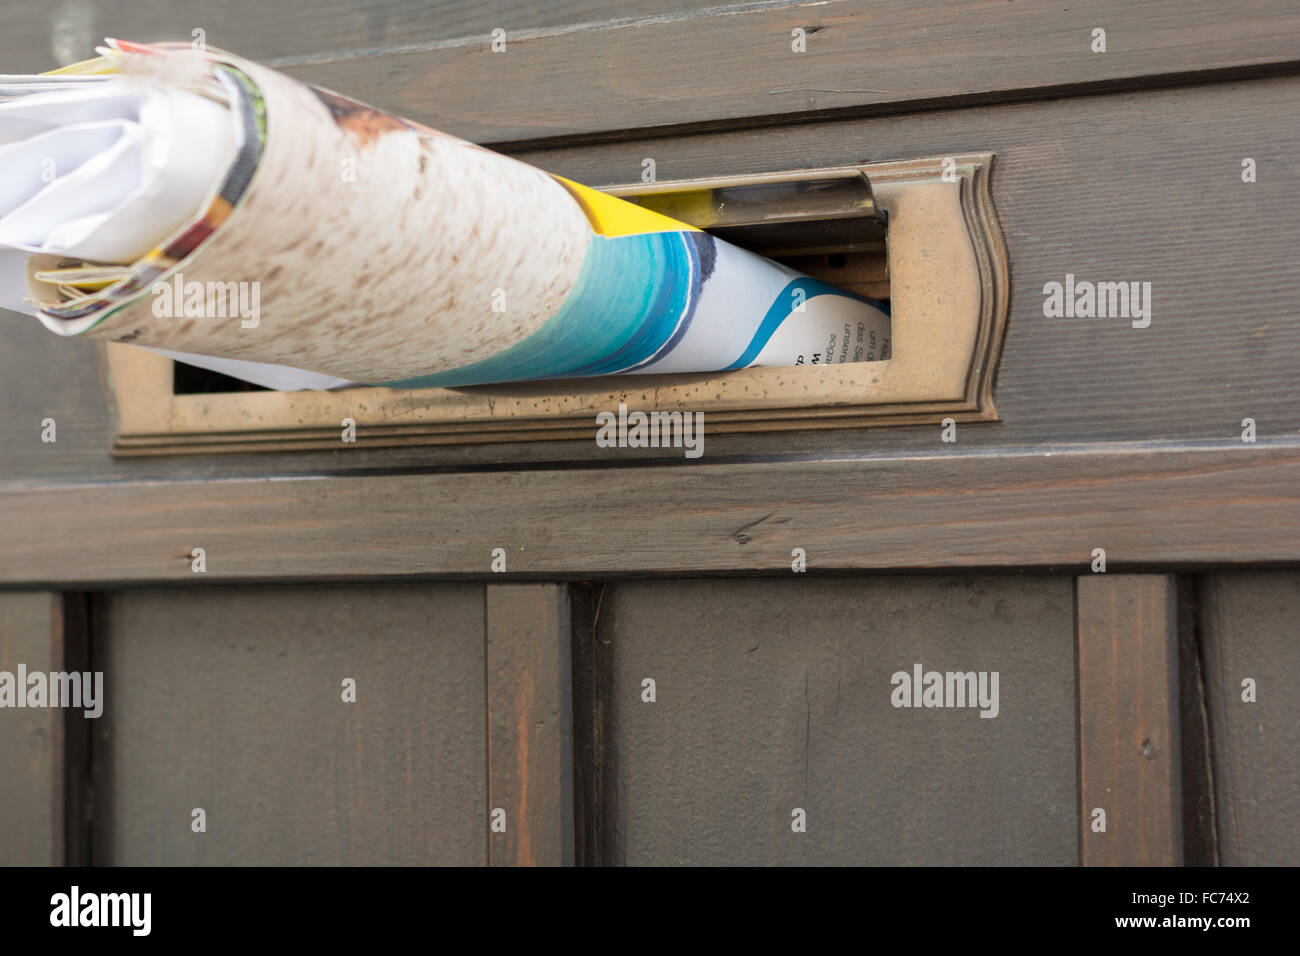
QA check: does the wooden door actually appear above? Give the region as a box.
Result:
[1,0,1298,867]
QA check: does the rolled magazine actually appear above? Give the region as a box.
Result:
[0,40,890,390]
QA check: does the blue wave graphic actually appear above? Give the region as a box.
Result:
[379,230,703,388]
[722,278,890,371]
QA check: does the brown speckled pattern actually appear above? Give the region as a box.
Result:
[85,57,593,383]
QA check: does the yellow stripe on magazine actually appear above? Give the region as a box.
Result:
[551,176,701,238]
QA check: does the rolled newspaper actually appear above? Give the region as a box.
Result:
[0,40,890,390]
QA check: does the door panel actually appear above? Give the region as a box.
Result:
[0,592,64,865]
[91,584,486,865]
[1198,572,1300,865]
[594,576,1077,865]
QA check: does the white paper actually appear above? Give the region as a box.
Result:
[150,348,359,392]
[0,83,236,264]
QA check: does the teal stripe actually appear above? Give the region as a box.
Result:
[722,278,889,371]
[379,230,699,388]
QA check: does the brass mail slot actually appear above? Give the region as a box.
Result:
[105,152,1008,455]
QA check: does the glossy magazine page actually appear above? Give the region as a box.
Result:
[0,40,889,390]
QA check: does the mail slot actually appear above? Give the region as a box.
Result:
[105,153,1008,455]
[617,169,891,343]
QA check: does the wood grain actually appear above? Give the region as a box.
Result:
[3,77,1300,483]
[596,577,1077,865]
[0,592,64,865]
[1176,576,1217,866]
[486,584,574,866]
[6,0,1296,143]
[522,77,1300,453]
[274,0,1300,144]
[15,0,1294,140]
[1197,571,1300,865]
[90,584,488,864]
[569,583,605,866]
[0,0,710,74]
[1077,574,1180,866]
[2,443,1298,583]
[60,594,91,866]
